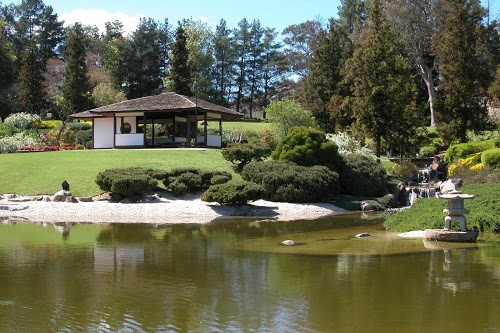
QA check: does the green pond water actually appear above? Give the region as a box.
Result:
[0,213,499,333]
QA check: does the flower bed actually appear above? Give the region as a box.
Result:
[17,145,75,152]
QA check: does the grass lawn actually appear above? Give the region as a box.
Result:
[0,149,236,197]
[207,120,271,133]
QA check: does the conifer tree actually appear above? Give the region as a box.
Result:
[344,0,419,157]
[61,23,94,119]
[433,0,488,143]
[170,26,192,96]
[18,39,48,114]
[212,19,235,106]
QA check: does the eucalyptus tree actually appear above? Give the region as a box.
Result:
[261,27,285,113]
[182,18,214,100]
[302,19,349,132]
[281,20,322,78]
[433,0,489,143]
[384,0,439,127]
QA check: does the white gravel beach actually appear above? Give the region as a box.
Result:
[0,192,346,224]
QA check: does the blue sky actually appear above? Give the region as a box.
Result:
[8,0,500,35]
[11,0,342,34]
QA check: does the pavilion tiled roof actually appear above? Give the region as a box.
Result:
[71,92,243,119]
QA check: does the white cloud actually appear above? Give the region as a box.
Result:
[60,9,145,35]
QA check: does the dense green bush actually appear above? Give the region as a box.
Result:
[272,127,344,172]
[0,121,20,138]
[390,160,419,180]
[55,122,92,132]
[201,181,264,205]
[444,138,500,163]
[419,137,443,157]
[340,154,388,197]
[161,168,232,196]
[75,129,92,149]
[95,167,158,196]
[242,161,340,202]
[221,143,272,168]
[481,148,500,168]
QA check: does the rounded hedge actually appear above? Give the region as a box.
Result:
[201,181,264,206]
[481,148,500,168]
[221,143,272,169]
[340,154,388,197]
[242,160,340,202]
[271,127,344,173]
[162,168,232,196]
[95,167,158,196]
[444,138,500,163]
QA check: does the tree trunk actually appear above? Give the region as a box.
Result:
[417,59,438,127]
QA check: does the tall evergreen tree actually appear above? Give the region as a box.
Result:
[433,0,488,143]
[344,0,419,157]
[247,19,264,118]
[61,23,94,119]
[234,18,250,113]
[212,19,235,106]
[123,18,163,99]
[18,39,48,114]
[170,26,192,96]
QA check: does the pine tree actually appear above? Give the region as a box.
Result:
[344,0,419,157]
[247,19,264,118]
[123,18,163,98]
[170,26,192,96]
[212,19,235,106]
[18,39,48,114]
[234,18,250,113]
[261,27,285,113]
[61,23,94,119]
[433,0,489,143]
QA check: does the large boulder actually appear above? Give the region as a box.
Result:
[52,190,73,202]
[440,178,463,194]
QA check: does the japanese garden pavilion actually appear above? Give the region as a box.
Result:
[70,92,243,149]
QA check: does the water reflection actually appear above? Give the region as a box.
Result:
[0,218,499,332]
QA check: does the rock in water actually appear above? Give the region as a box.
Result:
[355,233,370,238]
[281,240,296,246]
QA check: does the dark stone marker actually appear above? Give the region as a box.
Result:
[62,180,70,191]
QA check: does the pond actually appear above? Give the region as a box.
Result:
[0,214,499,333]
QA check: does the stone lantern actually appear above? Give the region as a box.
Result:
[423,188,478,242]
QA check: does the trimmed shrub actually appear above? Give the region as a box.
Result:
[419,137,442,157]
[95,167,158,196]
[340,154,388,197]
[75,129,92,149]
[444,138,500,163]
[161,168,232,196]
[222,143,272,169]
[210,175,231,185]
[242,161,340,202]
[272,127,344,173]
[481,148,500,168]
[201,181,264,206]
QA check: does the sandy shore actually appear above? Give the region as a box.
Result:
[0,192,346,224]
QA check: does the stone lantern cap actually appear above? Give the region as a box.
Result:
[439,189,475,200]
